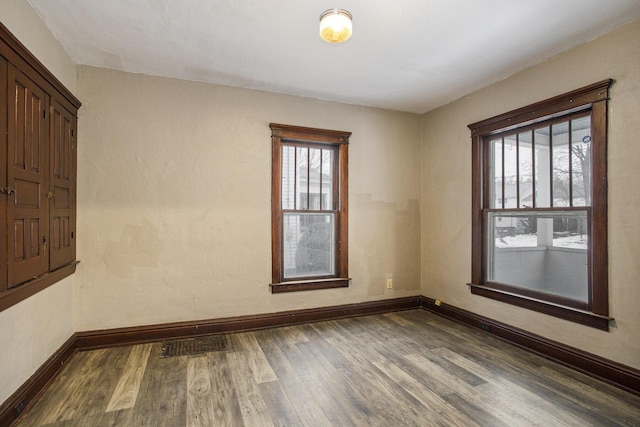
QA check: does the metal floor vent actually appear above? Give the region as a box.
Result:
[160,335,229,358]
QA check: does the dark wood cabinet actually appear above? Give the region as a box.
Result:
[49,98,77,271]
[8,65,50,287]
[0,22,80,311]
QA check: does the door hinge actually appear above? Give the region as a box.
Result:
[0,186,15,196]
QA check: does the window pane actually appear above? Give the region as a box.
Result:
[308,148,322,210]
[322,149,334,210]
[282,146,295,209]
[504,136,517,208]
[296,147,308,209]
[283,213,335,278]
[487,210,588,303]
[552,122,570,207]
[518,131,533,208]
[490,138,503,208]
[571,116,591,207]
[534,127,550,207]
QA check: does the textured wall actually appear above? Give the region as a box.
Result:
[0,0,76,405]
[75,66,422,331]
[1,0,75,91]
[420,20,640,369]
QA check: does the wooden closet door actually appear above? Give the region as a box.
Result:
[49,99,76,269]
[0,56,7,291]
[7,66,49,287]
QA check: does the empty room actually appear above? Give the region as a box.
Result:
[1,0,640,425]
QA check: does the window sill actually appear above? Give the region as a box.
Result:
[468,283,612,331]
[270,278,350,293]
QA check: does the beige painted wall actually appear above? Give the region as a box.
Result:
[2,0,636,407]
[0,0,75,91]
[74,66,422,331]
[420,20,640,369]
[0,0,76,404]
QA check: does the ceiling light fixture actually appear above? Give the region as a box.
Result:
[319,9,352,43]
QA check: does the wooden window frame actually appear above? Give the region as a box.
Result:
[468,80,612,330]
[270,123,350,293]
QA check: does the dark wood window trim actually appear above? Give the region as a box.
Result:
[468,80,612,330]
[0,22,80,313]
[270,123,350,293]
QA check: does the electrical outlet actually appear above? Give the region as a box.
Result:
[480,323,492,332]
[386,278,393,289]
[14,399,26,416]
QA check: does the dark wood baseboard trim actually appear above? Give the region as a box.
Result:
[0,336,77,427]
[5,294,639,426]
[75,296,422,350]
[1,296,419,426]
[418,296,640,397]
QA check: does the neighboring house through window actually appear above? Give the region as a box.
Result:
[270,123,350,293]
[468,80,612,330]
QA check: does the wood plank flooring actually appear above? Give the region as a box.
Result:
[16,310,640,426]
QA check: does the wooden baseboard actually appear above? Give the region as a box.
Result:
[74,296,422,350]
[1,296,420,426]
[4,294,639,426]
[418,296,640,397]
[0,335,77,427]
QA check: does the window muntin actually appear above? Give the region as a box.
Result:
[488,113,591,210]
[468,80,611,330]
[270,123,350,293]
[282,145,335,211]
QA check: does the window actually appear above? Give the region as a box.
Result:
[270,123,350,293]
[468,80,612,330]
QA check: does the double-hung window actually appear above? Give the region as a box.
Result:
[468,80,612,330]
[270,123,350,293]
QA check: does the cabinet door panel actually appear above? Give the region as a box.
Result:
[49,99,76,269]
[7,67,49,287]
[0,56,7,291]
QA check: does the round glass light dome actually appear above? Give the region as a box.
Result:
[319,9,352,43]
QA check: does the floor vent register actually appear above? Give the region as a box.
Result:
[160,335,229,358]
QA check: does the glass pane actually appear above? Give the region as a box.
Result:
[487,210,588,303]
[534,127,550,208]
[552,213,588,250]
[308,148,322,210]
[503,135,517,208]
[552,122,570,207]
[490,138,502,208]
[571,116,591,207]
[283,213,335,278]
[321,149,334,210]
[281,146,295,209]
[296,147,308,209]
[518,131,533,208]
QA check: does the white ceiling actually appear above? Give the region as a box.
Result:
[28,0,640,114]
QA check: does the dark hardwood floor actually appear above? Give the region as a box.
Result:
[16,310,640,426]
